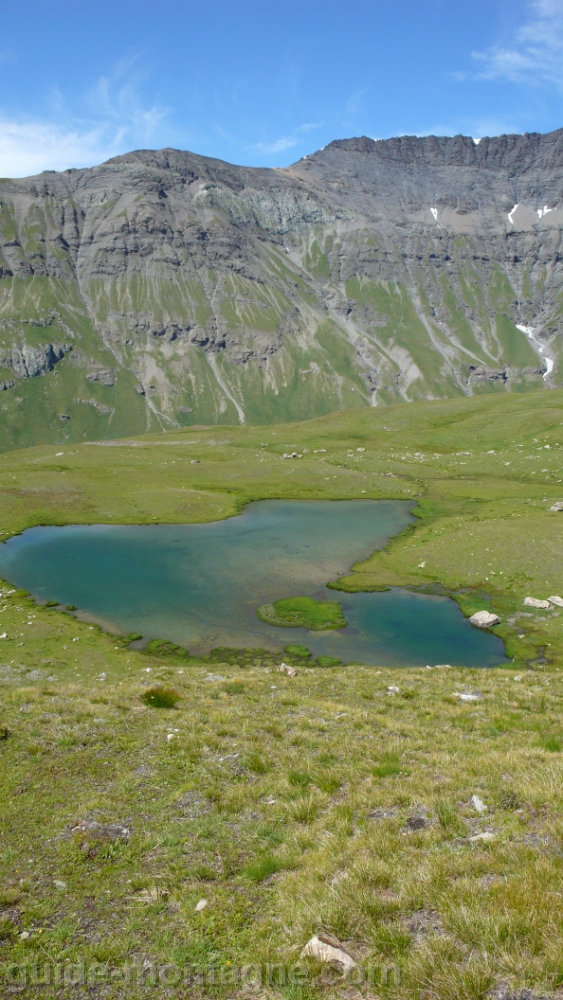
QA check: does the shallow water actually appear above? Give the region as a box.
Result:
[0,500,506,667]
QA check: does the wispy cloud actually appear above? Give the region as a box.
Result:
[254,122,322,155]
[0,57,170,177]
[412,115,518,140]
[469,0,563,90]
[344,86,371,119]
[0,120,112,178]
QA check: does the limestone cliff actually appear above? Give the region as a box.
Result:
[0,129,561,448]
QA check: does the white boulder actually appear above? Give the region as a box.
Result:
[471,795,487,814]
[279,662,297,677]
[548,596,563,608]
[300,935,356,971]
[470,610,500,628]
[549,501,563,512]
[524,597,551,609]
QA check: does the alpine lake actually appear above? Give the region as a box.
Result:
[0,499,506,667]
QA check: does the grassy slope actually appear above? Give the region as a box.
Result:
[2,388,563,997]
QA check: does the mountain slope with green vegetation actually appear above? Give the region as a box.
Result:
[2,130,563,449]
[2,388,563,997]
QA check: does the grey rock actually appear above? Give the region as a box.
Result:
[368,807,397,820]
[403,813,428,831]
[0,342,71,378]
[74,397,114,414]
[86,369,116,386]
[68,819,130,841]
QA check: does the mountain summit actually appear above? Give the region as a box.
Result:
[0,129,561,448]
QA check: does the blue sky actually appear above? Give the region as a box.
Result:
[1,0,563,176]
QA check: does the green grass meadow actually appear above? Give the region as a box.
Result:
[2,387,563,997]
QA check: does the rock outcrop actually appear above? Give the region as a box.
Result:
[1,129,563,441]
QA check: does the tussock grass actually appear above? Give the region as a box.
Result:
[141,685,183,708]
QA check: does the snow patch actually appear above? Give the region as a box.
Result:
[537,205,553,219]
[430,207,438,221]
[472,137,481,145]
[507,204,519,225]
[516,324,553,380]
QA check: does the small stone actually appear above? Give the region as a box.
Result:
[53,879,67,890]
[68,819,130,842]
[470,831,496,843]
[195,898,208,912]
[454,691,482,702]
[300,934,356,971]
[387,685,400,694]
[418,561,426,568]
[279,662,297,677]
[548,596,563,608]
[403,814,428,831]
[470,610,500,628]
[204,674,225,682]
[549,501,563,511]
[471,795,487,814]
[134,887,164,902]
[524,597,551,609]
[368,807,397,820]
[20,931,30,940]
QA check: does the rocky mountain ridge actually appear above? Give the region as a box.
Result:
[0,128,562,448]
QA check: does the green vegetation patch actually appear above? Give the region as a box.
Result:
[141,685,183,709]
[144,639,191,660]
[284,644,311,658]
[315,655,342,667]
[257,595,347,630]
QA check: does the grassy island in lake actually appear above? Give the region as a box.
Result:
[257,595,348,630]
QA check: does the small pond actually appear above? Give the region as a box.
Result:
[0,500,507,667]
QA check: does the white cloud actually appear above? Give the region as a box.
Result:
[0,120,117,178]
[471,0,563,90]
[254,122,322,155]
[414,116,518,140]
[0,58,170,178]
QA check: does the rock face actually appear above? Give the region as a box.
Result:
[1,129,563,446]
[0,341,72,378]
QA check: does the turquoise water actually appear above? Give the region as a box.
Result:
[0,500,506,667]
